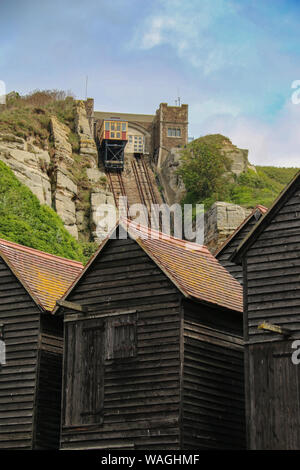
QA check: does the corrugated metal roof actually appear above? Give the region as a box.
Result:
[0,238,83,312]
[126,220,243,313]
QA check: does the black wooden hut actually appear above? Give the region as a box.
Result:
[0,239,83,449]
[56,220,246,450]
[232,171,300,449]
[215,205,267,284]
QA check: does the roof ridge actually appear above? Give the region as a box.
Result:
[0,238,83,267]
[215,205,268,257]
[232,170,300,263]
[122,218,211,255]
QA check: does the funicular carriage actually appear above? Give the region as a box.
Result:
[99,120,128,170]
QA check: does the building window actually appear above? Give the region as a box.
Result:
[105,315,136,360]
[168,128,181,137]
[105,122,109,131]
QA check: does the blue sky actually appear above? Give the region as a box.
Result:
[1,0,300,166]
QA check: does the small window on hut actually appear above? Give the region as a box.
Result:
[105,315,136,360]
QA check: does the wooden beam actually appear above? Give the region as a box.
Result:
[56,300,91,313]
[258,321,291,336]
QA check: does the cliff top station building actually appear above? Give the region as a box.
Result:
[84,99,188,169]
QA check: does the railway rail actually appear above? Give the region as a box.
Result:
[131,155,159,225]
[106,155,160,226]
[106,170,127,212]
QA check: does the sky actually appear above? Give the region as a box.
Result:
[1,0,300,167]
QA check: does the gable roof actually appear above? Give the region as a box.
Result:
[232,170,300,264]
[215,205,268,258]
[0,238,84,312]
[57,219,243,314]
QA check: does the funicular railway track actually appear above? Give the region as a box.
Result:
[131,155,159,225]
[106,170,127,211]
[106,155,160,226]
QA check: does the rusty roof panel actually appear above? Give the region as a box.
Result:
[0,239,83,312]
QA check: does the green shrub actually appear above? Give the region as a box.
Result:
[178,135,299,210]
[0,161,86,263]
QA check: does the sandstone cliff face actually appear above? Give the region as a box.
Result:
[0,103,113,243]
[50,116,78,239]
[75,100,98,162]
[0,133,52,206]
[159,148,186,205]
[0,106,257,253]
[220,138,256,176]
[74,101,113,241]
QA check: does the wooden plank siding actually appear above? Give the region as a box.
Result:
[182,300,245,449]
[216,217,260,285]
[0,257,64,450]
[240,183,300,449]
[60,237,182,450]
[0,257,40,450]
[247,341,300,449]
[245,191,300,342]
[60,235,246,450]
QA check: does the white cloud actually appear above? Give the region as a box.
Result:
[196,99,300,167]
[132,0,249,74]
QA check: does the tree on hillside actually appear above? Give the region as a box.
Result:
[177,135,232,209]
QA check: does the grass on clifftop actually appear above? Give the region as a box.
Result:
[0,161,87,263]
[0,90,76,149]
[178,135,299,210]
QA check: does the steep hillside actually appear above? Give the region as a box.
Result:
[0,91,298,258]
[0,90,110,257]
[177,135,299,210]
[0,161,86,262]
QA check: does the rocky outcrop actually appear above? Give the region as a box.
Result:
[0,106,114,244]
[220,139,256,176]
[0,133,52,206]
[204,202,252,253]
[159,148,186,205]
[50,117,78,239]
[75,101,98,166]
[157,136,257,206]
[90,190,115,242]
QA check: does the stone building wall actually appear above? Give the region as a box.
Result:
[153,103,188,169]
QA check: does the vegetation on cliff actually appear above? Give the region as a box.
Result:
[0,90,77,150]
[0,90,101,261]
[177,135,232,209]
[178,135,299,210]
[0,161,86,262]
